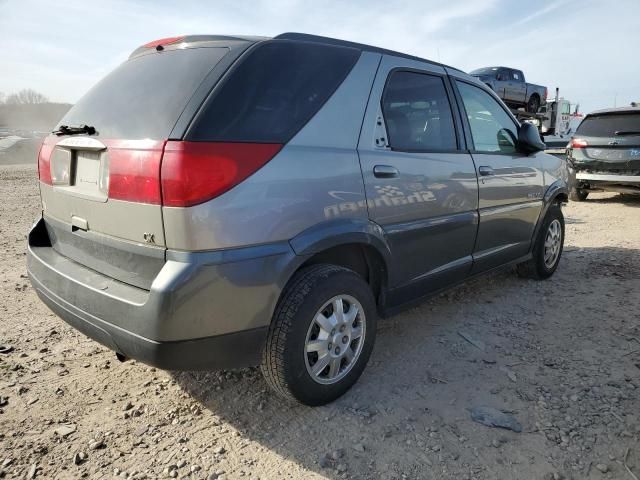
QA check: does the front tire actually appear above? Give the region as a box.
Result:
[517,203,565,280]
[261,264,377,406]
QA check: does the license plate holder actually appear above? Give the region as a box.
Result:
[54,150,108,202]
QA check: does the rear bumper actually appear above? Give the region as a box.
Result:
[32,277,268,370]
[576,172,640,185]
[27,217,300,370]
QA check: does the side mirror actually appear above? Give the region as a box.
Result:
[518,122,546,154]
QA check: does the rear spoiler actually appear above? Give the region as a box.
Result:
[128,35,268,59]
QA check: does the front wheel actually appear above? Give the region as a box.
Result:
[261,264,377,406]
[517,204,565,280]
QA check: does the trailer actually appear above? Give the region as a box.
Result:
[507,87,579,159]
[510,107,546,131]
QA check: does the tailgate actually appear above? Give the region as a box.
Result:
[574,111,640,174]
[39,137,166,289]
[37,44,235,288]
[577,138,640,174]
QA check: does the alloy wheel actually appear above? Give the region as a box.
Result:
[304,295,366,385]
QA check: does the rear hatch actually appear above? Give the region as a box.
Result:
[37,40,241,289]
[572,110,640,174]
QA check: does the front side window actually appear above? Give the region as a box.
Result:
[381,71,457,151]
[456,81,518,154]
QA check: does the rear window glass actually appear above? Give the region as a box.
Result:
[58,47,229,139]
[470,67,499,75]
[576,112,640,137]
[188,41,359,143]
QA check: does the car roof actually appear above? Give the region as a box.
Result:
[275,33,465,73]
[130,32,467,75]
[586,106,640,116]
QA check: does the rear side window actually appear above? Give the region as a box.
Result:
[58,48,229,140]
[189,41,360,143]
[456,81,518,154]
[576,113,640,137]
[381,71,457,151]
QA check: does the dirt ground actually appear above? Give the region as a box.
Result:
[1,164,639,480]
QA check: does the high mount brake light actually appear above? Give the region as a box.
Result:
[142,36,185,49]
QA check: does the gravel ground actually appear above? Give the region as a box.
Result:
[1,164,639,480]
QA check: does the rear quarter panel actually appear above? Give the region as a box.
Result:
[526,83,546,101]
[540,151,570,194]
[162,52,382,250]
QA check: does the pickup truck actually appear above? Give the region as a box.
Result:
[470,66,547,113]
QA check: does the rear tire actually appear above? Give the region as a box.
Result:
[517,204,565,280]
[261,264,377,406]
[526,94,541,113]
[569,188,589,201]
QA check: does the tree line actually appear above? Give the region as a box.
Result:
[0,89,49,105]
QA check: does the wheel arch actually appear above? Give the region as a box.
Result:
[287,219,392,308]
[530,180,568,247]
[544,179,569,206]
[527,92,541,111]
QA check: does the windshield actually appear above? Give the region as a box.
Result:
[58,47,229,139]
[576,112,640,137]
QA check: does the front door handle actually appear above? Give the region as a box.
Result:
[373,165,399,178]
[478,166,495,176]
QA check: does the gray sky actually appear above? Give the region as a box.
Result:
[1,0,638,114]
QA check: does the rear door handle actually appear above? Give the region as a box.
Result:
[373,165,399,178]
[478,166,495,176]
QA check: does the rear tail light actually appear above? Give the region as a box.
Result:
[38,139,280,207]
[161,142,282,207]
[37,141,54,185]
[544,88,548,100]
[107,141,165,204]
[570,138,588,148]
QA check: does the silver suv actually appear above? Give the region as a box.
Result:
[27,33,570,405]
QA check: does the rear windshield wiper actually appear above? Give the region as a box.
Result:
[52,124,96,136]
[614,130,640,136]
